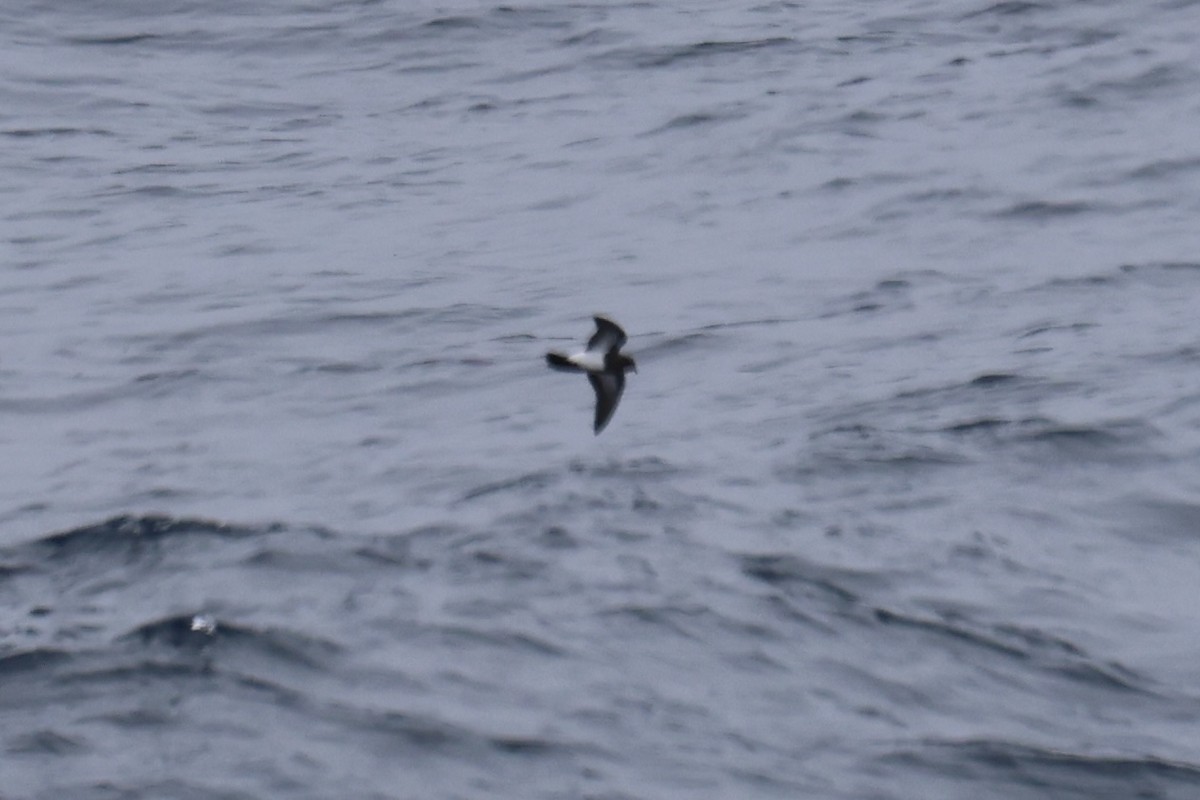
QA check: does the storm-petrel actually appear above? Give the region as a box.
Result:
[546,316,637,434]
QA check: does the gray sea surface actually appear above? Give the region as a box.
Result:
[4,0,1200,798]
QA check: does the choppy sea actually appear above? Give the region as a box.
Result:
[4,1,1200,797]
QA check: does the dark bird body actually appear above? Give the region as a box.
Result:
[546,316,637,434]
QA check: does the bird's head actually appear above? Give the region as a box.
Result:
[621,355,637,374]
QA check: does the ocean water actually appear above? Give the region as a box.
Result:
[4,0,1200,797]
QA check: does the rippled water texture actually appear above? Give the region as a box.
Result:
[4,1,1200,798]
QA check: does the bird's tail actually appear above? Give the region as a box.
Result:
[546,352,584,372]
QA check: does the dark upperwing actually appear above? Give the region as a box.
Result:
[588,370,625,434]
[588,316,627,354]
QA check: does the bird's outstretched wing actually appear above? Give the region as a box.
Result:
[546,352,585,372]
[588,370,625,435]
[587,316,627,354]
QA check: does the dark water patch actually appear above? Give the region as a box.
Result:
[1053,660,1149,693]
[873,607,1151,693]
[497,331,538,345]
[1056,90,1100,109]
[93,182,231,201]
[293,360,381,374]
[997,200,1094,219]
[818,172,909,192]
[741,563,871,635]
[36,776,265,800]
[133,368,202,385]
[970,372,1019,386]
[324,701,583,767]
[1118,260,1200,286]
[535,525,577,550]
[635,330,718,361]
[0,560,29,580]
[460,470,558,502]
[1,127,114,139]
[211,240,275,258]
[1020,423,1120,445]
[40,637,323,717]
[217,625,342,672]
[352,527,427,567]
[0,372,217,414]
[1153,345,1200,365]
[524,191,590,211]
[820,273,955,318]
[804,369,1131,466]
[128,368,207,399]
[834,32,893,46]
[596,37,796,70]
[1014,417,1155,454]
[1059,63,1198,109]
[27,781,260,800]
[412,5,574,42]
[58,659,213,692]
[409,303,535,328]
[1156,260,1200,272]
[1036,272,1118,290]
[944,412,1157,460]
[27,514,265,561]
[125,304,522,358]
[112,159,184,175]
[423,15,482,31]
[559,27,625,48]
[1093,64,1199,100]
[883,739,1200,799]
[1017,321,1097,339]
[123,615,342,671]
[240,541,376,573]
[1127,156,1200,181]
[738,352,799,374]
[445,543,548,583]
[490,64,578,86]
[1110,495,1200,544]
[987,622,1148,692]
[836,109,887,136]
[0,646,72,676]
[963,1,1046,17]
[943,417,1013,434]
[122,614,220,651]
[770,507,820,529]
[200,100,326,120]
[491,734,562,755]
[646,105,753,135]
[85,706,173,729]
[403,354,495,370]
[408,526,531,577]
[602,600,776,647]
[873,607,1027,659]
[6,728,87,755]
[891,371,1056,405]
[568,456,682,480]
[427,623,567,658]
[870,186,996,221]
[600,604,705,641]
[797,424,969,474]
[65,33,160,46]
[740,554,875,608]
[490,4,576,30]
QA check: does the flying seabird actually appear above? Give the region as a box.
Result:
[546,316,637,434]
